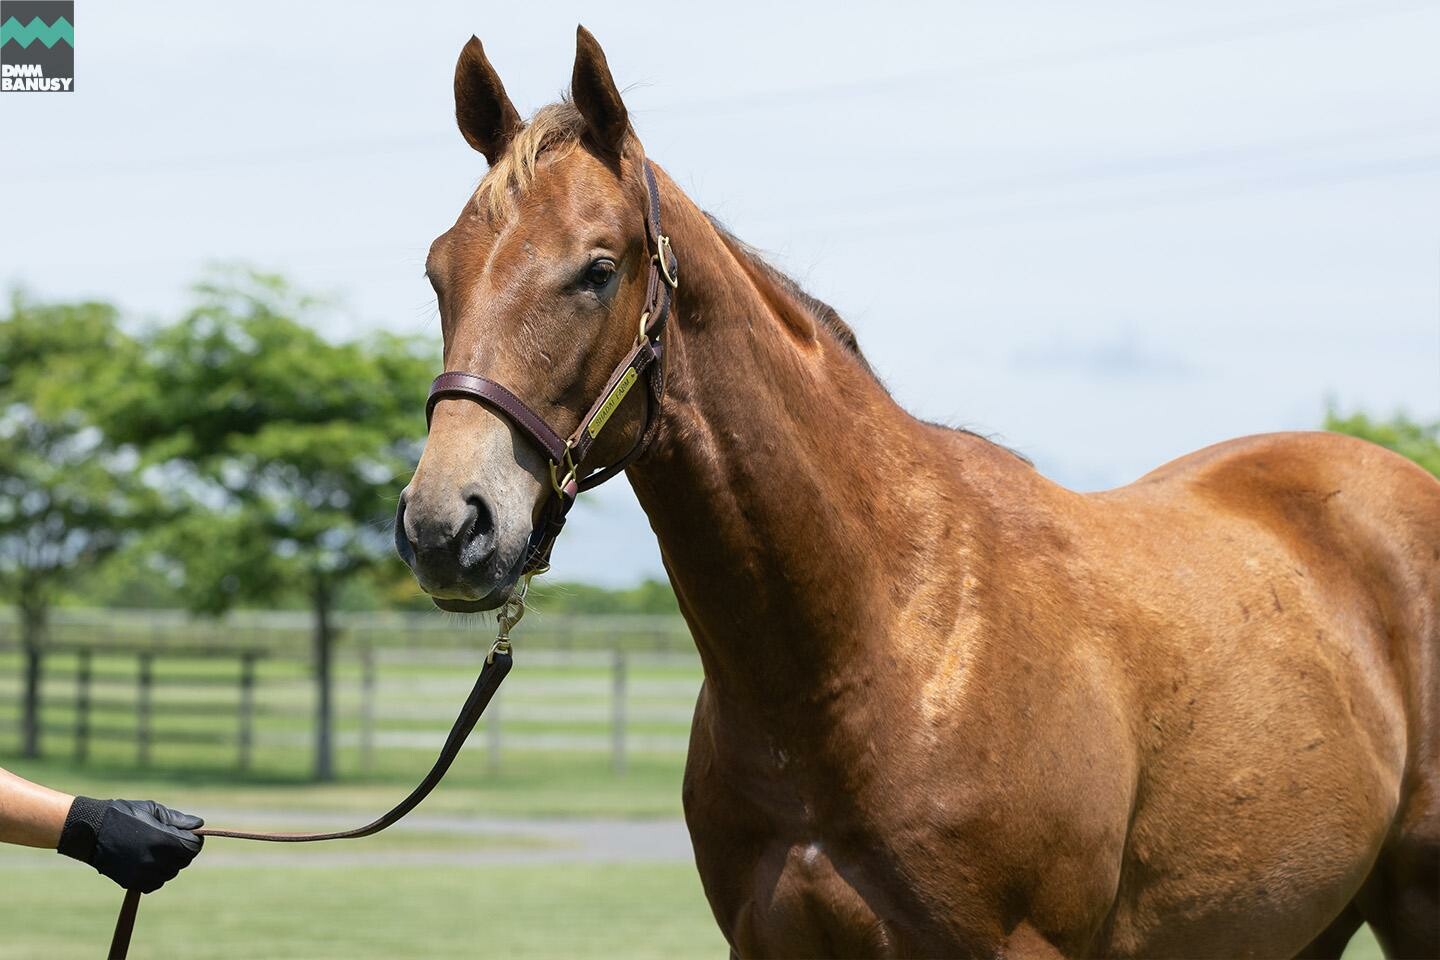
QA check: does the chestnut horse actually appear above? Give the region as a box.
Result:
[396,28,1440,959]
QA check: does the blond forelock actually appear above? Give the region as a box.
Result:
[472,100,591,221]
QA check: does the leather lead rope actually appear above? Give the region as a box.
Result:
[108,890,141,960]
[107,158,678,959]
[108,647,514,957]
[200,648,512,842]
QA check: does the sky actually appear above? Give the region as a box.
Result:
[2,1,1437,584]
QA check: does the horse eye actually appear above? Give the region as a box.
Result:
[583,259,616,289]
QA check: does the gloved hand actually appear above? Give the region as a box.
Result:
[56,797,204,893]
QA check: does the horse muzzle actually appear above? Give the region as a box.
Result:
[394,486,523,611]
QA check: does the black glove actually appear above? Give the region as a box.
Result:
[57,797,204,893]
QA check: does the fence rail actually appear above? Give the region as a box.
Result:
[0,606,693,650]
[0,609,699,779]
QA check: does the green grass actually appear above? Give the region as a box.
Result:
[0,850,1391,959]
[0,859,724,960]
[2,752,688,820]
[0,758,1396,959]
[1,751,711,957]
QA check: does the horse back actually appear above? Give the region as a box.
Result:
[1124,429,1439,738]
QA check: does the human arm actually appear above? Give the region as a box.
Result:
[0,766,73,848]
[0,767,204,892]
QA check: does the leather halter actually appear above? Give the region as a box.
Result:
[105,159,679,960]
[426,158,679,577]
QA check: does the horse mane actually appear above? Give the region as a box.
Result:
[702,214,876,378]
[703,216,1031,465]
[475,100,1029,465]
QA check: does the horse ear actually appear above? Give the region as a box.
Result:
[571,26,628,158]
[454,36,521,164]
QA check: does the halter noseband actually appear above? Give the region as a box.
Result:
[424,158,679,578]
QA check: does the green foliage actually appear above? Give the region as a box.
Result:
[1325,407,1440,478]
[0,292,157,619]
[531,578,680,615]
[4,274,680,620]
[109,270,434,615]
[83,544,683,615]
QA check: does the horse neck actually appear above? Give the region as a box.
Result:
[628,172,979,702]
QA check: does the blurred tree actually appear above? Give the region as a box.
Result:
[113,271,432,780]
[1325,408,1440,478]
[529,578,680,616]
[0,293,157,757]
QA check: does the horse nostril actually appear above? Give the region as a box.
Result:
[394,491,417,565]
[465,492,494,540]
[459,492,497,566]
[400,487,498,584]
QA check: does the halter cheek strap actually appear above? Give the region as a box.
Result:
[424,158,679,576]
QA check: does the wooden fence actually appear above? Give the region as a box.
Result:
[0,609,699,778]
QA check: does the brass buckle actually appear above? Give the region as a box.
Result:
[548,441,577,497]
[489,574,533,663]
[654,235,679,290]
[636,310,651,344]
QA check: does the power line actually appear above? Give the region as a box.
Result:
[767,117,1440,221]
[3,132,460,184]
[636,0,1436,118]
[7,148,1435,275]
[2,1,1433,183]
[775,152,1440,240]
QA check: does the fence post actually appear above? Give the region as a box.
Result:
[19,605,46,759]
[238,652,256,772]
[486,686,502,776]
[74,648,91,763]
[359,643,376,775]
[312,603,337,783]
[137,652,153,767]
[21,642,42,759]
[611,648,628,775]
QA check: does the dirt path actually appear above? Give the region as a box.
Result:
[157,810,692,868]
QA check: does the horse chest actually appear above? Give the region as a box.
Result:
[684,763,1024,958]
[683,732,984,957]
[681,682,1129,957]
[728,837,902,958]
[681,725,912,954]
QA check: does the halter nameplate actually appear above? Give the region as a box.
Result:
[587,367,638,438]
